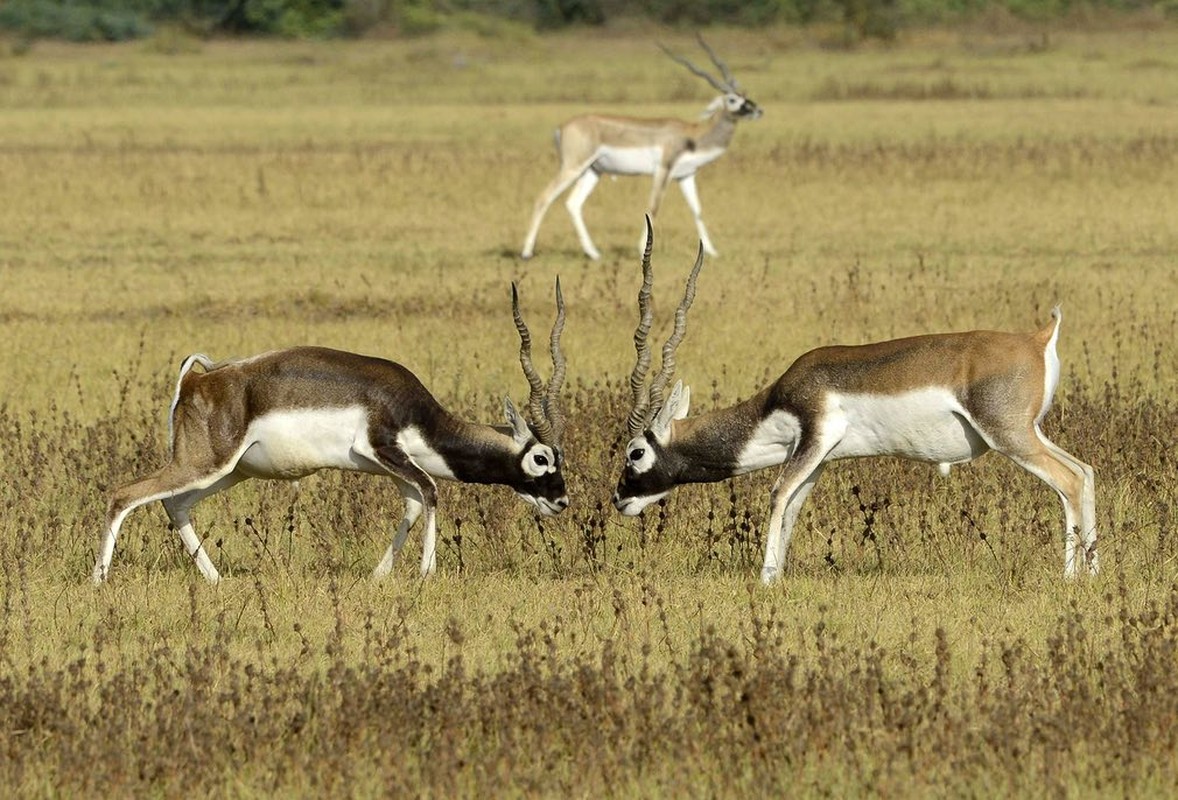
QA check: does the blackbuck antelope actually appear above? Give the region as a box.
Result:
[520,36,761,261]
[613,224,1098,585]
[94,282,569,584]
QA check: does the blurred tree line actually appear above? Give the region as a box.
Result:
[0,0,1173,42]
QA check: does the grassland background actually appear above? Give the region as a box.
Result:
[2,21,1178,797]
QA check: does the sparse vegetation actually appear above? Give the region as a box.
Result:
[1,29,1177,796]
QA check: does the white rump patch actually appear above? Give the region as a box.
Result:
[1039,318,1061,424]
[826,388,990,466]
[236,406,375,480]
[396,426,457,481]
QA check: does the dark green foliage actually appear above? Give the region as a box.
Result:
[1,0,1174,42]
[534,0,606,29]
[0,0,155,42]
[642,0,783,25]
[226,0,346,36]
[835,0,899,41]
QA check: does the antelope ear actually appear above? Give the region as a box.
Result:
[504,396,531,444]
[651,381,690,445]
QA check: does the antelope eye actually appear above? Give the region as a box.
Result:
[533,453,549,467]
[629,448,645,462]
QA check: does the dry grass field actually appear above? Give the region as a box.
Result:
[2,22,1178,796]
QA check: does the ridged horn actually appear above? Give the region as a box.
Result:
[695,34,738,91]
[647,242,704,415]
[627,217,657,437]
[658,41,729,94]
[512,282,555,446]
[545,277,567,445]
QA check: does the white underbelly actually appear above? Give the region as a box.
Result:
[594,145,660,176]
[826,389,989,464]
[236,407,375,479]
[592,146,725,178]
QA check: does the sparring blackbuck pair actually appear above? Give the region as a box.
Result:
[97,242,1098,585]
[94,281,569,584]
[613,222,1098,584]
[521,36,761,261]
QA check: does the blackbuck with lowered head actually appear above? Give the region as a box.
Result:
[94,281,570,584]
[521,36,761,261]
[613,225,1097,584]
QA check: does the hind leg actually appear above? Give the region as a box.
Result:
[1035,429,1097,574]
[161,472,247,584]
[95,459,243,584]
[564,170,602,260]
[522,155,598,259]
[1000,426,1096,577]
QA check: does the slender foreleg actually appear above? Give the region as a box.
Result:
[564,170,602,260]
[372,446,440,578]
[677,174,718,256]
[638,160,677,254]
[762,455,828,585]
[371,483,424,579]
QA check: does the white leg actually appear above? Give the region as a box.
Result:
[419,506,438,577]
[94,506,138,584]
[677,175,718,256]
[372,494,423,580]
[367,446,439,580]
[94,462,242,584]
[522,153,599,259]
[639,163,674,255]
[161,473,245,584]
[761,462,825,585]
[167,510,222,584]
[1037,429,1098,575]
[565,170,602,260]
[1002,430,1094,578]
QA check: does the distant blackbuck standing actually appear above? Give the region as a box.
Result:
[520,36,761,261]
[613,223,1098,585]
[94,281,570,584]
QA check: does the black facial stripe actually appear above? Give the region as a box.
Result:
[616,462,675,501]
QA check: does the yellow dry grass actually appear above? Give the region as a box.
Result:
[1,25,1177,796]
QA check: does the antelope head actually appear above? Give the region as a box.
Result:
[509,278,568,515]
[614,218,704,515]
[661,35,762,121]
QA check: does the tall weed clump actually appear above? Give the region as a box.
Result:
[2,574,1178,795]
